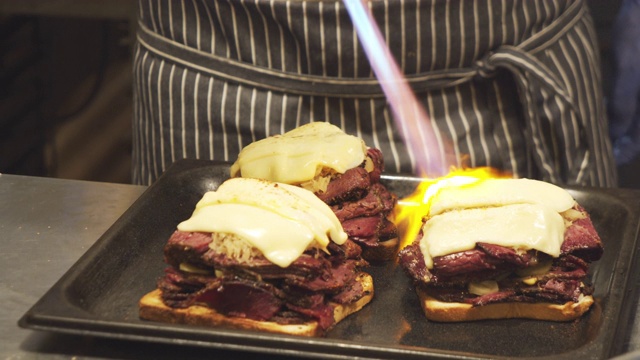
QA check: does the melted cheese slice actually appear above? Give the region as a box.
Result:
[428,178,575,216]
[419,178,574,269]
[229,122,367,184]
[177,177,348,268]
[420,203,565,269]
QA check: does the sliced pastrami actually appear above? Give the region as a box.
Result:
[561,207,603,261]
[366,147,384,183]
[331,183,397,222]
[330,275,367,304]
[284,260,358,293]
[163,231,213,268]
[194,277,284,321]
[397,242,433,284]
[315,166,370,205]
[286,302,335,331]
[204,250,329,279]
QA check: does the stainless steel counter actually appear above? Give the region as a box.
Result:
[1,174,143,358]
[1,173,639,359]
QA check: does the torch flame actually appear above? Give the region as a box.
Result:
[342,0,512,253]
[393,167,512,249]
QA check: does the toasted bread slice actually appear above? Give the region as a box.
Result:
[139,272,374,336]
[361,237,399,263]
[416,288,594,322]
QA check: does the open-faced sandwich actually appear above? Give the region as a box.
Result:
[398,177,603,322]
[139,177,373,336]
[230,122,399,262]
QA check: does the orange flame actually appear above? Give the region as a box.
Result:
[393,167,512,250]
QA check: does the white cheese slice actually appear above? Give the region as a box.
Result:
[230,122,367,184]
[177,177,348,268]
[419,203,565,269]
[428,178,575,216]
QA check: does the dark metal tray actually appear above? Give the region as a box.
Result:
[19,159,640,359]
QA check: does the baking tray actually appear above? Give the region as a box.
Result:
[19,159,640,359]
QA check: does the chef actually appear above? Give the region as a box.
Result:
[131,0,617,188]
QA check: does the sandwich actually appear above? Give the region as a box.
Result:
[398,177,603,322]
[139,177,373,336]
[230,122,399,262]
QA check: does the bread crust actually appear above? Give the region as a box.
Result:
[139,272,374,336]
[416,288,594,322]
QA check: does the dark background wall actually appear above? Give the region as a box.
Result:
[0,0,637,188]
[0,1,135,183]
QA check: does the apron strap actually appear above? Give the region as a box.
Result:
[475,47,589,184]
[472,1,589,184]
[136,19,478,98]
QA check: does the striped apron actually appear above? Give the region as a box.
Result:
[132,0,617,187]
